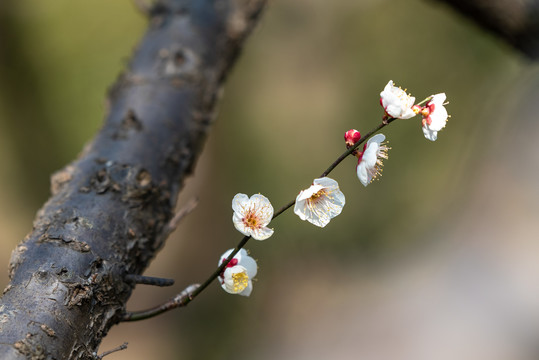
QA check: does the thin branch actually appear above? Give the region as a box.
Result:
[93,343,128,359]
[122,117,401,321]
[122,284,200,322]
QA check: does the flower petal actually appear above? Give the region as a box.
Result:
[357,162,369,186]
[233,213,250,236]
[239,254,258,278]
[251,226,274,241]
[368,133,386,145]
[232,193,249,215]
[313,177,338,190]
[296,185,324,202]
[249,194,274,224]
[239,281,253,297]
[294,199,309,221]
[422,127,438,141]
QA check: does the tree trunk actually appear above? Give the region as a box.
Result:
[0,1,266,358]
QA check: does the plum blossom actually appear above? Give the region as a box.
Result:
[380,80,416,119]
[218,248,258,296]
[294,177,345,228]
[421,93,449,141]
[232,193,274,240]
[357,134,390,186]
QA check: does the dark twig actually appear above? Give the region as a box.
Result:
[122,284,200,321]
[125,274,175,287]
[93,343,128,359]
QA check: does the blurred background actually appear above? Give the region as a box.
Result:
[1,0,539,359]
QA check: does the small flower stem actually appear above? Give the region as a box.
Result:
[123,117,401,321]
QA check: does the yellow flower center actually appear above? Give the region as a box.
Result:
[243,209,261,229]
[232,271,249,293]
[310,189,327,202]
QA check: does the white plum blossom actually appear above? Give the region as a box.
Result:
[356,134,390,186]
[218,248,258,296]
[421,93,449,141]
[294,177,345,228]
[232,193,274,240]
[380,80,417,119]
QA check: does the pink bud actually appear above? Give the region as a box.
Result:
[344,129,361,148]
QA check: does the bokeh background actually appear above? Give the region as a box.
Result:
[1,0,539,359]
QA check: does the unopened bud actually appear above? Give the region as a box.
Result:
[344,129,361,148]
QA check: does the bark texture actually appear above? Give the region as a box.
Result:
[435,0,539,59]
[0,0,265,359]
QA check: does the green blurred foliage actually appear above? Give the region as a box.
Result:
[0,0,537,359]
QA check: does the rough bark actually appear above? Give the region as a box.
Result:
[435,0,539,59]
[0,0,265,359]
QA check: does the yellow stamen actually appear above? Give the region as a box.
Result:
[232,271,249,293]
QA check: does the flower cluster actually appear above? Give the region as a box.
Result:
[218,80,449,297]
[380,80,449,141]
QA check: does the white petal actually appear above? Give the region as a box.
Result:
[357,162,369,186]
[239,281,253,297]
[249,194,274,224]
[429,106,448,131]
[296,185,324,201]
[368,133,385,146]
[239,254,258,278]
[232,193,249,215]
[251,226,274,241]
[236,248,249,259]
[313,177,338,190]
[232,215,251,236]
[430,93,446,105]
[320,197,344,219]
[399,107,417,119]
[294,199,309,220]
[422,126,438,141]
[331,190,346,208]
[362,143,379,168]
[309,213,331,227]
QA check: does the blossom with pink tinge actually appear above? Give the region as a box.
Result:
[421,93,449,141]
[380,80,416,119]
[232,193,274,240]
[218,248,258,296]
[356,134,390,186]
[294,177,345,228]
